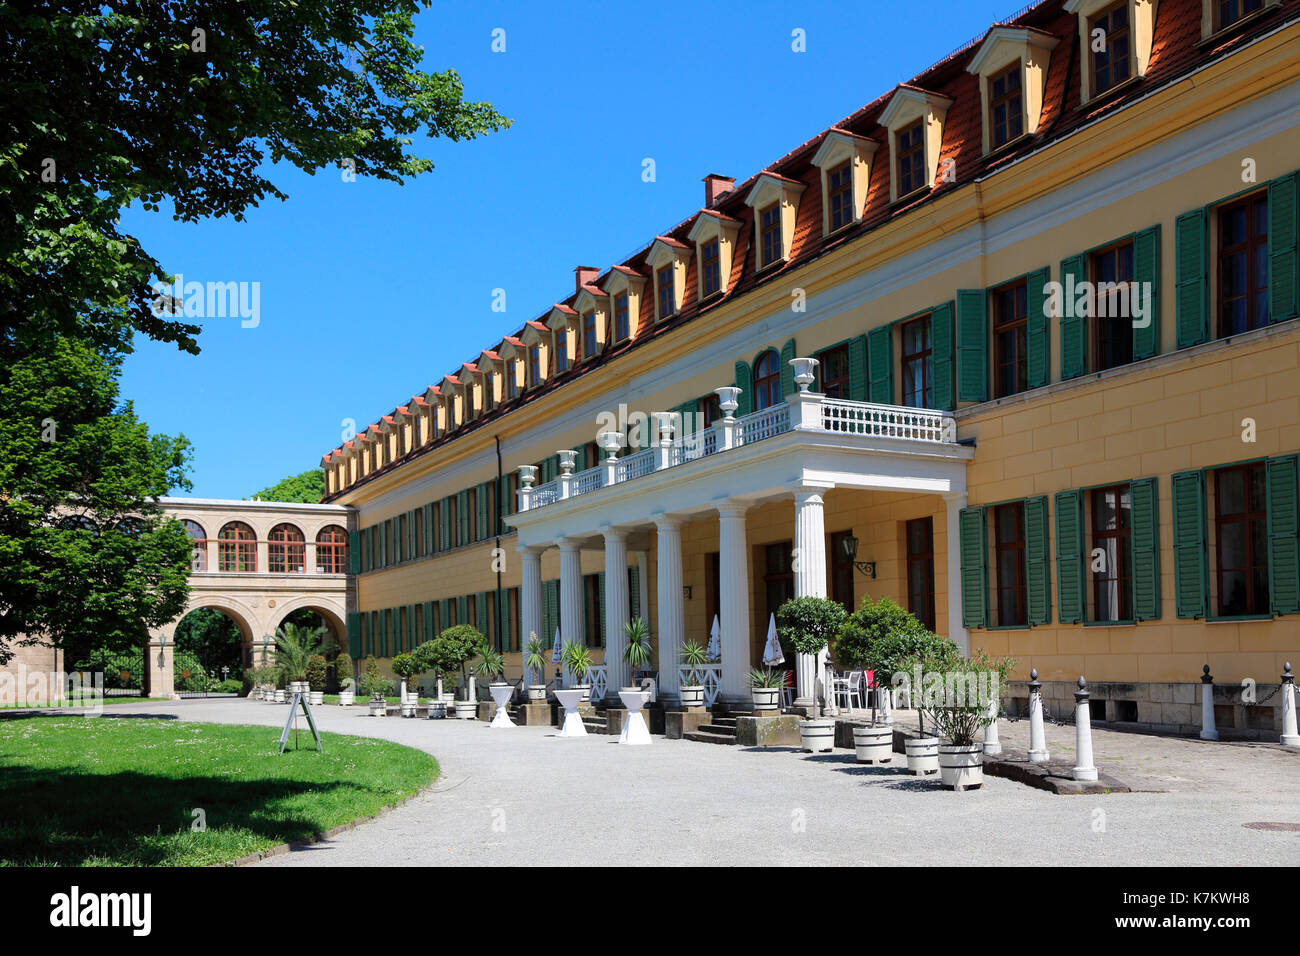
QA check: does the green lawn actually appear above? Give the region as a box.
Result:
[0,697,171,709]
[0,717,438,866]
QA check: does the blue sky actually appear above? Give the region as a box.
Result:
[121,0,1016,499]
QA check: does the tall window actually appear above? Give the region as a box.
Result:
[829,530,855,609]
[583,574,603,649]
[1216,0,1263,29]
[993,503,1027,626]
[506,362,519,399]
[700,393,722,430]
[989,62,1023,148]
[268,523,306,573]
[582,311,597,358]
[1090,485,1132,621]
[482,373,495,411]
[528,345,541,387]
[1091,241,1135,370]
[613,292,630,342]
[992,279,1029,398]
[763,542,795,630]
[701,240,721,297]
[1089,1,1131,95]
[905,517,936,630]
[817,344,850,398]
[900,315,933,408]
[315,525,348,575]
[752,349,782,410]
[896,119,925,196]
[759,203,782,268]
[828,161,854,231]
[553,329,569,373]
[656,265,674,319]
[1217,192,1269,337]
[218,521,257,573]
[1214,462,1269,616]
[183,519,208,571]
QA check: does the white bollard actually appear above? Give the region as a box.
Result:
[1072,677,1098,782]
[983,693,1002,756]
[1199,665,1218,741]
[879,686,893,726]
[1027,668,1050,764]
[1281,663,1299,748]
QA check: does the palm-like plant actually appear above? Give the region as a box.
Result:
[477,644,506,682]
[524,634,548,685]
[274,622,325,683]
[562,641,592,683]
[622,617,652,672]
[680,640,708,687]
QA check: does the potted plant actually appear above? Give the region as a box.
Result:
[414,625,485,718]
[523,634,548,702]
[747,667,785,714]
[561,641,593,702]
[391,652,422,716]
[335,652,355,706]
[621,617,652,690]
[679,640,709,708]
[359,655,392,716]
[274,621,325,697]
[477,645,514,725]
[778,597,846,749]
[918,655,1009,792]
[305,654,327,706]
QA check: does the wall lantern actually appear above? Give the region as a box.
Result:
[682,586,693,600]
[840,534,876,579]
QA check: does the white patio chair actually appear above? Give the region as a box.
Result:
[842,670,864,711]
[831,669,853,710]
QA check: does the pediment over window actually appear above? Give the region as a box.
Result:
[1064,0,1157,103]
[545,303,577,332]
[810,128,878,235]
[687,209,741,299]
[743,172,806,270]
[646,237,692,320]
[878,85,953,203]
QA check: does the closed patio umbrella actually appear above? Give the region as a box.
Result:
[706,614,721,661]
[762,613,784,667]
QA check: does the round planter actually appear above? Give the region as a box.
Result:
[799,718,836,753]
[938,744,984,791]
[337,691,354,706]
[571,683,591,704]
[427,701,446,719]
[527,684,547,702]
[453,701,477,720]
[307,691,324,706]
[905,735,940,775]
[290,681,309,696]
[273,689,286,704]
[368,699,386,717]
[400,700,418,717]
[852,725,894,764]
[679,685,706,708]
[751,687,780,713]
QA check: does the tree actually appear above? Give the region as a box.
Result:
[1,1,513,359]
[0,338,193,665]
[172,608,244,678]
[251,470,326,504]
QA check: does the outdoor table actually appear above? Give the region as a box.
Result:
[617,688,651,745]
[553,689,587,736]
[489,684,515,727]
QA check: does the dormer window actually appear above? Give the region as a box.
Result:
[554,327,569,373]
[989,64,1023,148]
[966,27,1056,155]
[810,128,876,236]
[613,293,630,341]
[687,210,741,301]
[602,267,646,343]
[879,86,953,203]
[506,365,519,399]
[582,310,597,358]
[528,345,541,387]
[645,237,691,321]
[1204,0,1276,36]
[897,121,925,195]
[743,173,806,271]
[700,240,721,297]
[1065,0,1155,104]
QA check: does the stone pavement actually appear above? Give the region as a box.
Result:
[23,698,1299,867]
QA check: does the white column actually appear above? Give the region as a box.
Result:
[603,526,630,695]
[654,515,685,701]
[717,500,752,703]
[943,492,970,655]
[557,538,584,683]
[792,485,829,713]
[1199,665,1219,741]
[518,546,543,683]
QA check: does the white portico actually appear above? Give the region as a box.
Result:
[504,365,973,706]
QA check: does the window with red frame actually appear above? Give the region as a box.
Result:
[817,343,850,398]
[1089,1,1131,95]
[992,279,1029,398]
[613,292,630,341]
[896,119,925,195]
[1090,485,1132,621]
[218,521,257,572]
[553,329,569,373]
[183,519,208,571]
[989,62,1023,148]
[1217,192,1269,337]
[528,345,541,387]
[759,203,782,268]
[901,314,933,408]
[828,161,854,231]
[582,310,597,357]
[268,523,305,573]
[316,525,348,574]
[657,265,675,319]
[701,240,721,297]
[1214,462,1269,616]
[752,349,782,410]
[906,517,936,630]
[992,503,1027,626]
[1217,0,1263,29]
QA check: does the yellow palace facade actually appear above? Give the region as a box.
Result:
[323,0,1300,734]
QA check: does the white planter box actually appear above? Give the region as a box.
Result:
[368,699,387,717]
[307,691,324,706]
[905,736,940,775]
[751,687,780,712]
[799,719,836,753]
[453,701,477,720]
[337,691,354,706]
[938,744,984,791]
[679,685,706,708]
[527,685,547,702]
[853,725,893,764]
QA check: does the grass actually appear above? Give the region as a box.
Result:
[0,716,438,866]
[321,694,400,704]
[0,697,171,709]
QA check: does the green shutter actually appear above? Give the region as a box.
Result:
[583,575,595,647]
[958,506,988,629]
[847,334,868,401]
[457,489,470,546]
[476,483,490,540]
[1175,207,1209,348]
[867,325,893,404]
[422,503,434,555]
[1059,254,1088,380]
[930,303,955,411]
[456,595,469,631]
[1054,490,1085,624]
[346,612,361,658]
[956,289,988,403]
[734,361,753,416]
[377,520,387,568]
[676,401,697,436]
[628,565,641,621]
[1130,476,1161,621]
[439,599,451,633]
[1025,496,1050,626]
[597,571,606,647]
[499,474,512,518]
[1025,267,1050,389]
[441,498,452,550]
[1268,172,1299,323]
[423,600,435,644]
[495,589,508,651]
[1267,454,1300,615]
[779,338,797,398]
[476,591,490,638]
[543,580,559,645]
[1171,469,1208,618]
[1132,225,1162,359]
[348,531,360,574]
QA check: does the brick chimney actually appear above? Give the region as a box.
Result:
[574,266,600,291]
[702,174,735,207]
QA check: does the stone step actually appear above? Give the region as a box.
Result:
[684,730,739,745]
[710,717,738,727]
[697,723,737,736]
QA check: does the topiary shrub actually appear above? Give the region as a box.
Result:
[776,596,848,658]
[306,654,328,692]
[414,625,486,698]
[334,652,354,692]
[359,655,392,701]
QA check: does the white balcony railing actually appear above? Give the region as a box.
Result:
[517,389,957,513]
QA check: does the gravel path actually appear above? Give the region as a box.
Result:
[50,698,1300,867]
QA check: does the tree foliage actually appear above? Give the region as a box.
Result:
[251,470,326,504]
